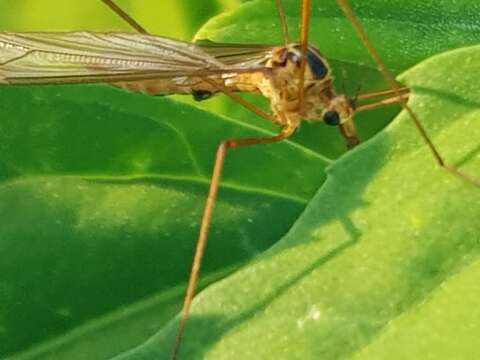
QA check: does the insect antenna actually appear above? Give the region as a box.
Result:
[336,0,480,187]
[275,0,291,46]
[298,0,311,113]
[100,0,148,34]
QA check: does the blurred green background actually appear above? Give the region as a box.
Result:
[0,0,240,38]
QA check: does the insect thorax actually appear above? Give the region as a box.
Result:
[256,44,355,127]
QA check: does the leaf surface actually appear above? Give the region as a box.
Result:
[114,44,480,360]
[2,1,480,359]
[0,85,327,359]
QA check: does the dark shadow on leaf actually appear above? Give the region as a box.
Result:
[111,133,392,360]
[413,85,480,167]
[112,231,359,360]
[1,175,305,357]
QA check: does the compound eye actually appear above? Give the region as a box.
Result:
[323,111,341,126]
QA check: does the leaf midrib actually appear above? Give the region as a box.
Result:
[0,173,310,204]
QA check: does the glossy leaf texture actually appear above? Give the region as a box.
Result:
[1,1,479,359]
[116,44,480,360]
[0,84,328,359]
[0,3,246,358]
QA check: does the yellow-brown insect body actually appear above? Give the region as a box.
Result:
[113,77,220,95]
[111,42,355,130]
[256,44,355,128]
[0,31,355,130]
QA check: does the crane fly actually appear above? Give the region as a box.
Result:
[1,0,479,359]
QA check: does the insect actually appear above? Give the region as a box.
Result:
[1,1,478,359]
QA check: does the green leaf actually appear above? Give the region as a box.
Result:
[2,1,480,360]
[0,1,238,39]
[0,85,327,359]
[351,259,480,360]
[112,45,480,359]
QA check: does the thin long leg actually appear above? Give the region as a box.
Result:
[355,92,410,113]
[100,0,148,34]
[342,89,410,147]
[169,86,293,357]
[97,2,303,356]
[356,87,410,101]
[201,77,281,125]
[275,0,291,46]
[171,124,297,360]
[336,0,480,187]
[298,0,311,112]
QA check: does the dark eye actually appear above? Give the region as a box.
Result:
[290,46,328,80]
[306,50,328,80]
[323,111,340,126]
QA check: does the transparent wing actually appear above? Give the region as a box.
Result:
[0,32,269,85]
[197,40,276,67]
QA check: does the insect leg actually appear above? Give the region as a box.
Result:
[275,0,291,46]
[171,124,297,360]
[341,88,409,147]
[336,0,480,187]
[169,78,294,358]
[298,0,311,112]
[356,87,410,101]
[355,92,410,113]
[100,0,148,34]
